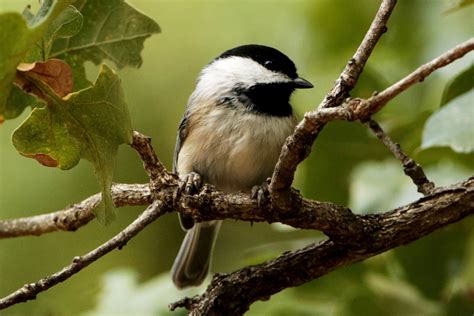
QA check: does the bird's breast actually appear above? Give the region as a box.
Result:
[177,106,297,193]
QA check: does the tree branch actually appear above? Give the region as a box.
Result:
[171,178,474,315]
[322,0,397,108]
[0,184,151,238]
[2,126,472,310]
[354,37,474,119]
[0,201,166,310]
[0,132,173,239]
[269,0,397,206]
[131,131,176,187]
[366,119,435,195]
[270,35,474,207]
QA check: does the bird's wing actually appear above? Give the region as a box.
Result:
[173,111,190,173]
[173,100,196,230]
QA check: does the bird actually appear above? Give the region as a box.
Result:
[171,44,313,288]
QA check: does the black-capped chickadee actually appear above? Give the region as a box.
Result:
[171,44,313,288]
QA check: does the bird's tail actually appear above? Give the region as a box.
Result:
[171,221,221,288]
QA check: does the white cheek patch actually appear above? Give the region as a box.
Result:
[194,56,292,101]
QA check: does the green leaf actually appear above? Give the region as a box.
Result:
[2,86,37,120]
[0,0,73,117]
[12,64,133,224]
[49,0,161,89]
[440,63,474,106]
[47,5,83,41]
[25,5,84,62]
[421,90,474,153]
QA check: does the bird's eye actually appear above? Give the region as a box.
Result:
[264,60,273,67]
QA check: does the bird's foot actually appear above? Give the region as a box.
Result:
[251,180,270,208]
[178,171,203,195]
[177,172,203,230]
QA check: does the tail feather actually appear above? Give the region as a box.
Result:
[171,221,221,288]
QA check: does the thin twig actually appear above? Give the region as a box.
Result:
[321,0,397,108]
[0,184,151,238]
[269,0,397,206]
[131,131,176,186]
[355,38,474,119]
[305,38,474,123]
[366,119,435,195]
[0,201,165,310]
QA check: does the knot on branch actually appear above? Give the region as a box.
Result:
[403,158,435,195]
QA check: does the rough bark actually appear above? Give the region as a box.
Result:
[171,178,474,315]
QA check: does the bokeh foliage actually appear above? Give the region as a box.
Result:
[0,1,473,315]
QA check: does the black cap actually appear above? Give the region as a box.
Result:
[218,44,299,79]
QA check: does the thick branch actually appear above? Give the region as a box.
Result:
[366,119,435,195]
[0,182,364,240]
[0,201,166,310]
[269,0,397,205]
[172,178,474,315]
[0,184,151,238]
[178,186,365,239]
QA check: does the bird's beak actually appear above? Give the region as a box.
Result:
[293,77,314,89]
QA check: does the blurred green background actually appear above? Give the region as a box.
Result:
[0,0,473,315]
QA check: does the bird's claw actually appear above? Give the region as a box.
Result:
[251,181,270,208]
[179,172,203,195]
